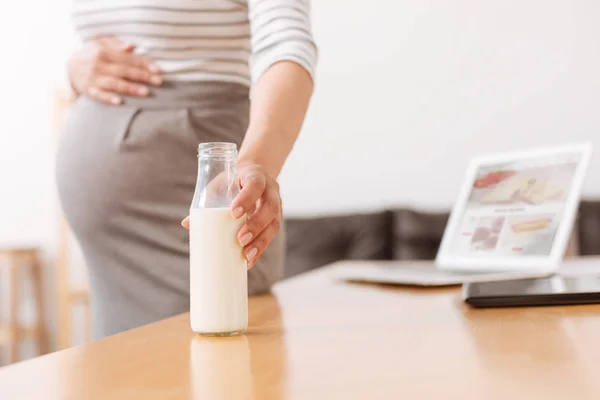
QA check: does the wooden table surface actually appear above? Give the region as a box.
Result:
[3,258,600,400]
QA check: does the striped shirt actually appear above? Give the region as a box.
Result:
[71,0,317,87]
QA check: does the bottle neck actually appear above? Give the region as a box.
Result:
[197,145,238,184]
[192,143,240,209]
[198,142,238,159]
[197,156,238,178]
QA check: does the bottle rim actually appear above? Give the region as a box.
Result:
[197,142,238,158]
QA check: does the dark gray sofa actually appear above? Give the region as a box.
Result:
[284,208,448,278]
[284,200,600,278]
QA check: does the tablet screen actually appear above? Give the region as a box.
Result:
[450,152,582,257]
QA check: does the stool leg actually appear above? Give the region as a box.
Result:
[9,254,21,363]
[56,217,72,350]
[30,251,49,355]
[84,302,92,343]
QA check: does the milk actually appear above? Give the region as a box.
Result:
[189,207,248,335]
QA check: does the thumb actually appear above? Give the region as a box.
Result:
[181,216,190,229]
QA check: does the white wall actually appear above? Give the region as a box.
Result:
[281,0,600,216]
[0,0,78,361]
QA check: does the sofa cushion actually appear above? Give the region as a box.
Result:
[392,209,449,260]
[284,211,392,278]
[576,201,600,256]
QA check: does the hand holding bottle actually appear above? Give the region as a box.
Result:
[182,163,282,269]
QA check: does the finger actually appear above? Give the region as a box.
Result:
[97,37,137,55]
[244,217,281,269]
[181,216,190,229]
[95,75,150,97]
[231,172,267,219]
[88,86,121,105]
[101,62,162,86]
[246,204,258,219]
[107,51,160,74]
[237,186,280,247]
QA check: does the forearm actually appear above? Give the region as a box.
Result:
[238,60,314,179]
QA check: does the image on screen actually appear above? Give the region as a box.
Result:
[450,152,581,257]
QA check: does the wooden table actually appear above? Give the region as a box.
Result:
[3,259,600,399]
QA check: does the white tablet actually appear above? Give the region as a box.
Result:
[335,261,553,287]
[436,142,592,273]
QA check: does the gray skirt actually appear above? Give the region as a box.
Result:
[56,82,284,339]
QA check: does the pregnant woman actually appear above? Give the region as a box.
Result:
[57,0,316,339]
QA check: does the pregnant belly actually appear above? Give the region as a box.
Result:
[56,97,197,238]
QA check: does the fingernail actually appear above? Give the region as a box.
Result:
[246,247,258,261]
[150,75,162,85]
[137,86,149,96]
[111,97,121,105]
[232,206,244,219]
[239,232,253,246]
[148,64,160,73]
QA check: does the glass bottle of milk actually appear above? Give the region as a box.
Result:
[190,142,247,336]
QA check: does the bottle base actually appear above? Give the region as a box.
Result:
[193,329,245,337]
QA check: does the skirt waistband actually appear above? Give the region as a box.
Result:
[120,81,250,109]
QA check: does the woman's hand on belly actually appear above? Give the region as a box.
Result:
[68,37,163,105]
[182,164,282,269]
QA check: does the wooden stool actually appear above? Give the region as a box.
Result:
[0,248,49,364]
